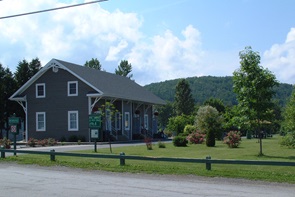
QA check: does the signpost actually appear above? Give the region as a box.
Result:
[89,114,101,152]
[8,114,20,156]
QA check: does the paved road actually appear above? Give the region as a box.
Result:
[0,163,294,197]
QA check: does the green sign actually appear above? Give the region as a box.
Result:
[8,117,20,126]
[89,114,101,128]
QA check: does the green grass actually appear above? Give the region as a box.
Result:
[1,135,295,183]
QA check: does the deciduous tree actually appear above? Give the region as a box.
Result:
[233,46,278,155]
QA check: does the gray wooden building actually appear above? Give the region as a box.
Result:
[9,59,165,142]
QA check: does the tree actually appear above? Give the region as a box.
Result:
[174,79,195,116]
[282,85,295,132]
[203,98,226,114]
[233,46,278,155]
[14,58,42,87]
[115,60,133,79]
[156,102,175,129]
[166,115,194,136]
[84,58,102,70]
[0,64,18,138]
[195,105,223,147]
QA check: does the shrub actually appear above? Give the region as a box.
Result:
[0,137,11,149]
[60,136,67,142]
[280,131,295,148]
[187,130,206,144]
[183,125,197,136]
[223,131,242,148]
[47,138,57,146]
[38,139,48,146]
[144,137,153,150]
[158,141,166,148]
[167,115,194,136]
[27,138,37,147]
[206,130,215,147]
[68,135,78,142]
[173,136,188,147]
[77,135,86,142]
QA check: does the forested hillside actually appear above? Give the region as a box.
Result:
[145,76,293,106]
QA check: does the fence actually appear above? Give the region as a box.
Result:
[1,149,295,170]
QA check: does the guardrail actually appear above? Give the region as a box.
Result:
[1,149,295,170]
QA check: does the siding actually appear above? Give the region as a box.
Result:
[24,68,95,141]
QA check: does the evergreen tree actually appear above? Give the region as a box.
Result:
[14,58,41,87]
[84,58,102,70]
[174,79,195,115]
[0,64,18,138]
[115,60,133,79]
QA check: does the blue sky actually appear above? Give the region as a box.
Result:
[1,0,295,85]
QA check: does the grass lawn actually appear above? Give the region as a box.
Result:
[1,135,295,183]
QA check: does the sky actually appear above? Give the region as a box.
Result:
[0,0,295,86]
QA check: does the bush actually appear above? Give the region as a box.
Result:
[68,135,78,142]
[173,136,188,147]
[167,115,194,136]
[38,139,48,146]
[158,141,166,148]
[280,131,295,148]
[187,130,205,144]
[27,138,37,147]
[144,137,153,150]
[0,137,11,149]
[223,131,242,148]
[183,125,197,136]
[47,138,57,146]
[206,130,215,147]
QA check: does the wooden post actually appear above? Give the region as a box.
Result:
[50,149,55,161]
[120,152,125,166]
[206,156,211,170]
[0,150,5,158]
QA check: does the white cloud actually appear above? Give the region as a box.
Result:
[0,0,240,86]
[0,0,142,69]
[106,40,128,61]
[263,28,295,84]
[126,25,206,84]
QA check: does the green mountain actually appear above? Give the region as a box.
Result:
[145,76,293,107]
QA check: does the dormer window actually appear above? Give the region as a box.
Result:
[68,81,78,96]
[36,83,45,98]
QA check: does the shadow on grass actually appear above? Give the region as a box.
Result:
[262,155,295,160]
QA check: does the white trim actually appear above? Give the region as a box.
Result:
[67,81,78,96]
[9,59,104,101]
[68,111,79,131]
[36,112,46,131]
[36,83,46,98]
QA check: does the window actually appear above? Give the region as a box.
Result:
[36,112,46,131]
[67,81,78,96]
[68,111,79,131]
[144,114,148,129]
[115,112,121,130]
[124,112,130,130]
[36,83,45,98]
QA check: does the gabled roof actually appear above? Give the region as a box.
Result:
[10,58,166,105]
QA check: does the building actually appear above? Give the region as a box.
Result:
[9,59,165,142]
